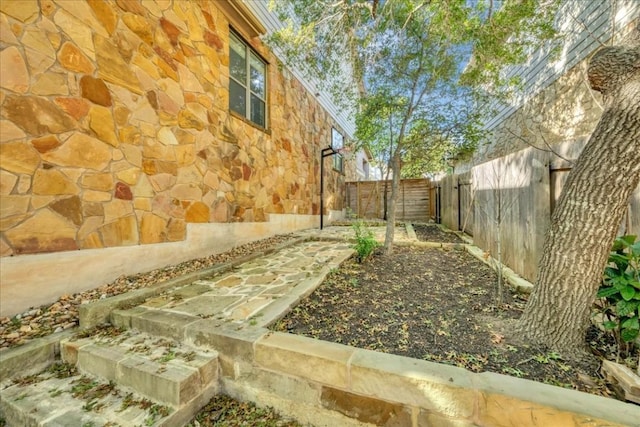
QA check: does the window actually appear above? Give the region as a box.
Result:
[362,158,369,179]
[332,128,344,173]
[229,32,266,128]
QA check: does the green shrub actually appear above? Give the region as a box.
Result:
[597,235,640,344]
[352,220,380,262]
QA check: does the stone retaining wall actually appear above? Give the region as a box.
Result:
[194,328,640,427]
[2,286,638,425]
[0,0,346,258]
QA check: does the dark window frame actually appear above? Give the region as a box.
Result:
[229,30,268,129]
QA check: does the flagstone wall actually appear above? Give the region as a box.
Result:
[0,0,346,257]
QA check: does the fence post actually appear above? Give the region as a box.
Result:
[356,181,361,218]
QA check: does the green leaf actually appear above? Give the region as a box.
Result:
[617,300,639,317]
[612,277,629,289]
[620,285,637,301]
[602,320,617,330]
[619,235,637,247]
[597,286,619,298]
[621,328,639,342]
[609,253,629,267]
[604,266,619,278]
[621,317,639,330]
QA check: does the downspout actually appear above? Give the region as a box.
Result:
[320,146,338,229]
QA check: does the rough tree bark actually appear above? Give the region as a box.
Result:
[517,25,640,353]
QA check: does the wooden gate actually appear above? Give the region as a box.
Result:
[345,179,430,222]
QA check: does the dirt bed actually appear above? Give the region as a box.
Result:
[273,245,616,398]
[413,223,465,243]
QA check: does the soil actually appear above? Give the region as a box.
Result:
[273,226,625,400]
[413,223,465,243]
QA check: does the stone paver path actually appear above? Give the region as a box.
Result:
[132,239,354,327]
[0,226,412,426]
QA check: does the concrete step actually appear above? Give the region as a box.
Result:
[0,362,212,426]
[1,372,158,426]
[60,328,219,409]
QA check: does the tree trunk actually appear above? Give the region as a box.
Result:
[382,162,391,220]
[384,153,401,254]
[495,219,503,307]
[383,179,389,220]
[517,32,640,353]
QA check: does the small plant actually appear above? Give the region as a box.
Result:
[157,349,176,363]
[533,351,561,364]
[501,367,525,378]
[596,235,640,351]
[12,373,43,387]
[351,220,380,263]
[49,388,63,397]
[46,362,78,379]
[346,207,358,220]
[145,404,171,425]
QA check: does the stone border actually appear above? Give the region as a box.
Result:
[0,328,76,383]
[207,329,640,427]
[0,235,311,381]
[463,244,534,294]
[405,222,418,240]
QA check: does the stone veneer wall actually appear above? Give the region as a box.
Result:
[0,0,346,258]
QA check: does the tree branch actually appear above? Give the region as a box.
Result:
[504,128,573,165]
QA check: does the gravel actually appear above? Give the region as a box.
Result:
[0,234,296,350]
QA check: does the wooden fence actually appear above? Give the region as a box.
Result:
[345,179,430,222]
[433,147,640,282]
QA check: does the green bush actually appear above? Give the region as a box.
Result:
[597,235,640,344]
[352,220,380,263]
